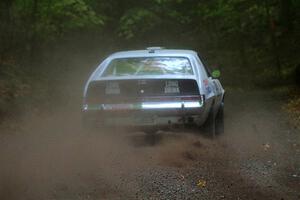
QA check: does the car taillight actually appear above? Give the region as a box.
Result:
[142,95,205,104]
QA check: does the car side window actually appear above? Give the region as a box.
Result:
[196,54,211,77]
[203,63,212,77]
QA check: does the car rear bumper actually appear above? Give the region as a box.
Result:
[82,101,205,128]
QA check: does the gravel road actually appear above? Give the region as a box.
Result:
[0,90,299,200]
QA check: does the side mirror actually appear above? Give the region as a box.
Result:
[212,69,221,78]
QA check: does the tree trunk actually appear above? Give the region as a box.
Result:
[28,0,38,63]
[236,13,250,85]
[0,0,14,59]
[280,0,293,32]
[265,0,282,77]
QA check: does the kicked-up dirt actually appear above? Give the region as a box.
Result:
[0,90,299,200]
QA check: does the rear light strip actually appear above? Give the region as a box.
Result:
[141,101,201,109]
[83,95,204,111]
[142,96,202,102]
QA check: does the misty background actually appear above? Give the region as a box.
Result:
[0,1,300,200]
[0,0,299,120]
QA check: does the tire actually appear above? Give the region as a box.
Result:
[215,102,224,135]
[202,101,224,138]
[202,106,216,138]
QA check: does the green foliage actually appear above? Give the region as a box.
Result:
[0,0,300,118]
[118,8,160,39]
[41,0,104,35]
[12,0,104,42]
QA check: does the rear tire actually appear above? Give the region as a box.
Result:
[202,107,216,138]
[202,102,224,138]
[215,102,224,135]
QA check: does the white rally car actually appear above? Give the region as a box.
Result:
[82,47,225,136]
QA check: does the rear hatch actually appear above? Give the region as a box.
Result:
[85,79,200,105]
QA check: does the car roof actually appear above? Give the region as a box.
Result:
[108,49,198,59]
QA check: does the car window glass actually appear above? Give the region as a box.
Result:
[197,54,211,77]
[102,57,193,77]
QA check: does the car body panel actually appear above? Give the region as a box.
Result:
[82,48,225,129]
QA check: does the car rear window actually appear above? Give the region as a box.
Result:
[102,57,193,77]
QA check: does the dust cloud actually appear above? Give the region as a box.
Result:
[0,90,299,200]
[0,109,216,199]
